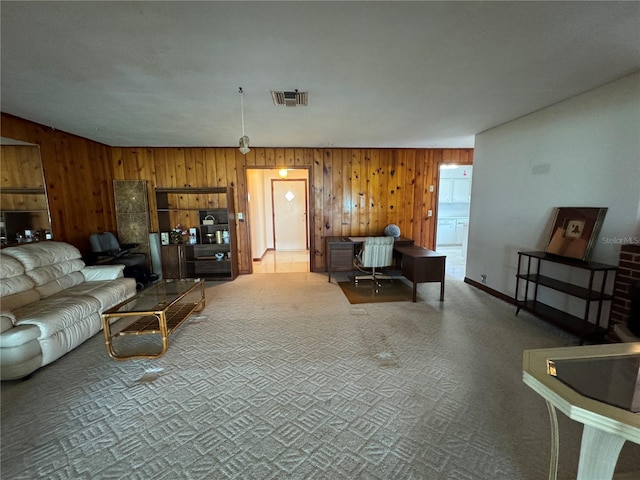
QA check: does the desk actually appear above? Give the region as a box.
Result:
[324,236,413,282]
[523,343,640,480]
[395,245,446,302]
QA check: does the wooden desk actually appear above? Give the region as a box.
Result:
[394,245,446,302]
[324,236,414,282]
[523,343,640,480]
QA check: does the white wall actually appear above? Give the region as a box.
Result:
[467,72,640,298]
[248,169,268,259]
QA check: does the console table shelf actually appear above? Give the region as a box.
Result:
[515,251,617,344]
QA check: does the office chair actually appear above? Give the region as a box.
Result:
[88,232,147,269]
[89,232,158,289]
[353,236,394,287]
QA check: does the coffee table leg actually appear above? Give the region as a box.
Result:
[576,425,626,480]
[545,400,559,480]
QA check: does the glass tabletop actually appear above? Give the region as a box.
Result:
[104,279,203,314]
[548,354,640,413]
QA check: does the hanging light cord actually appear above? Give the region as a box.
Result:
[239,87,246,136]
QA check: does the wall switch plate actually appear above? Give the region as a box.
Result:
[427,210,433,217]
[237,212,244,220]
[429,185,434,192]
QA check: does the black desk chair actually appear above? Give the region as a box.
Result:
[89,232,157,289]
[89,232,147,268]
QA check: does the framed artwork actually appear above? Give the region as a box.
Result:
[545,207,607,261]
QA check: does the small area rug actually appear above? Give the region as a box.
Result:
[338,276,413,304]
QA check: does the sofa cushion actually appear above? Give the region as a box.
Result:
[0,253,25,278]
[13,295,101,338]
[35,270,86,298]
[2,241,83,272]
[64,278,136,311]
[37,313,101,365]
[1,290,41,313]
[0,252,35,299]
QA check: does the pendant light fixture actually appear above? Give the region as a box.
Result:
[238,87,250,155]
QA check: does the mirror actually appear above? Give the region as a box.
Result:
[0,140,51,245]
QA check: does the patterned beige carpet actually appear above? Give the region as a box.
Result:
[2,272,639,479]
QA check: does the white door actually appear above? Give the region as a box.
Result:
[272,179,308,250]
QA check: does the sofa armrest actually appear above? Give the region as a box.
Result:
[0,324,40,346]
[1,314,15,334]
[81,265,125,281]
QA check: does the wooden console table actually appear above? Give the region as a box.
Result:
[101,278,205,360]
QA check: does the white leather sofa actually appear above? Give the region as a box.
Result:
[1,241,136,380]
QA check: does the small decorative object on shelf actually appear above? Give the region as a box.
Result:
[202,215,216,225]
[170,224,187,244]
[222,230,230,244]
[384,223,401,238]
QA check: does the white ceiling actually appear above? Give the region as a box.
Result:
[1,1,639,149]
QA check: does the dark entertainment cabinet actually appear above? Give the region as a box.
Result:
[156,187,238,280]
[515,251,617,344]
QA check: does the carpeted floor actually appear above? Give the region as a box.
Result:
[2,272,639,479]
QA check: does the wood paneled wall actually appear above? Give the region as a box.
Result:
[2,113,472,273]
[1,114,116,252]
[0,145,48,211]
[111,146,472,273]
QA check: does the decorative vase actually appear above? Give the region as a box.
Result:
[169,231,182,244]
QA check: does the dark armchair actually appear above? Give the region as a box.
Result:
[88,232,147,269]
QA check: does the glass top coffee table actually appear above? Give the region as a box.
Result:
[101,278,205,360]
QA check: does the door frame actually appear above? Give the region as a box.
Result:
[244,166,313,273]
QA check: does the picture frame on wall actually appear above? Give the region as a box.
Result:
[545,207,608,261]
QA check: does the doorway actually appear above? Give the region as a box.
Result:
[272,179,308,250]
[436,164,472,280]
[247,168,310,273]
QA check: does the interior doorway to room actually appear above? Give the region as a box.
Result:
[247,168,310,273]
[436,165,472,280]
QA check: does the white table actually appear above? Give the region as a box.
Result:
[523,343,640,480]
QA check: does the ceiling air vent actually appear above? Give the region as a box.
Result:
[271,90,308,107]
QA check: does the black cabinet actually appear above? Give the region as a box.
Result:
[515,251,617,344]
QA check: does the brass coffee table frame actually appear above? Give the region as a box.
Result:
[101,278,205,360]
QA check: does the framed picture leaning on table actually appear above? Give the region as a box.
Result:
[545,207,608,261]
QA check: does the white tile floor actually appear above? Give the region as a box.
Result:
[436,245,467,280]
[252,250,310,273]
[253,246,467,279]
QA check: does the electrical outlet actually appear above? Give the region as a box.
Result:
[481,274,487,284]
